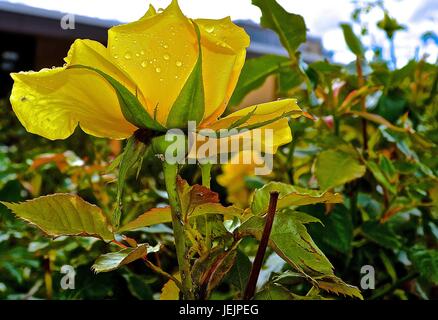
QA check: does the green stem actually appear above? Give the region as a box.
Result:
[200,163,212,250]
[200,163,212,189]
[163,162,195,300]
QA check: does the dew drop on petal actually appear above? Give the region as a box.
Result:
[141,61,147,68]
[140,50,145,55]
[163,54,170,60]
[155,67,161,73]
[205,25,215,33]
[124,52,132,60]
[176,61,182,67]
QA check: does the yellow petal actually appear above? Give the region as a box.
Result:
[203,98,302,131]
[217,150,263,209]
[187,117,292,163]
[10,40,137,140]
[65,39,136,93]
[197,17,249,125]
[108,0,198,125]
[140,4,157,20]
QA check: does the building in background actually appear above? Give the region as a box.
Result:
[0,2,329,105]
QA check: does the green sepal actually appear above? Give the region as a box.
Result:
[68,65,165,131]
[166,22,205,128]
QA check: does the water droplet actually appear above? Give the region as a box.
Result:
[163,44,169,49]
[155,67,161,73]
[175,75,179,79]
[140,50,145,55]
[176,61,182,67]
[159,78,164,82]
[141,61,147,68]
[124,52,132,60]
[113,54,119,59]
[135,53,140,57]
[163,54,170,60]
[205,25,215,33]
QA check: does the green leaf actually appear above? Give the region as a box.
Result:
[229,55,289,107]
[313,275,363,299]
[255,283,306,300]
[340,23,364,57]
[252,0,307,57]
[119,178,243,232]
[278,67,303,94]
[238,210,333,275]
[1,194,114,241]
[166,23,204,128]
[91,243,159,273]
[409,245,438,285]
[121,270,154,300]
[68,65,165,131]
[366,160,397,195]
[250,181,343,216]
[361,221,402,250]
[315,149,366,191]
[227,250,252,294]
[307,205,354,255]
[238,210,362,298]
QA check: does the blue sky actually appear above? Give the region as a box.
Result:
[2,0,437,65]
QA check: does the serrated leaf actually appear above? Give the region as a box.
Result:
[238,210,333,275]
[409,245,438,285]
[166,23,204,128]
[361,221,402,250]
[250,181,343,216]
[340,23,364,57]
[238,210,362,298]
[255,283,307,300]
[252,0,307,57]
[314,275,363,299]
[315,149,366,191]
[68,65,165,131]
[119,178,243,232]
[91,243,159,273]
[229,55,289,107]
[1,194,114,241]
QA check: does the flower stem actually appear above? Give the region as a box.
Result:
[163,162,195,300]
[200,163,213,250]
[243,191,279,300]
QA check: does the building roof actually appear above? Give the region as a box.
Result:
[0,1,326,60]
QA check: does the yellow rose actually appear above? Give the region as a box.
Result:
[9,0,302,152]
